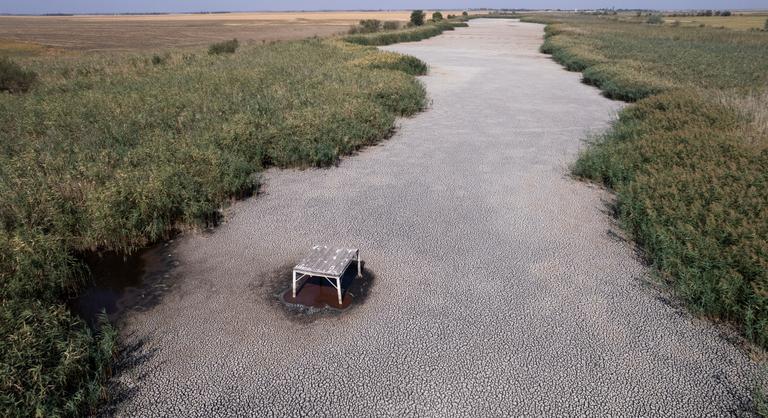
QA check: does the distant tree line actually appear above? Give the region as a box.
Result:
[668,10,733,17]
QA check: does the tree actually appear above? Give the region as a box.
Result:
[410,10,425,26]
[432,11,443,22]
[462,11,469,17]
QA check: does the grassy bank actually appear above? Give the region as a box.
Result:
[343,21,468,46]
[527,14,768,346]
[0,38,427,415]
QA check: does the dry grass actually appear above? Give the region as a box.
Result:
[716,90,768,149]
[0,38,53,57]
[665,14,768,31]
[0,11,463,52]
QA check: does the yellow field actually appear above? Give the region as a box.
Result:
[665,14,768,30]
[0,11,464,53]
[0,38,52,57]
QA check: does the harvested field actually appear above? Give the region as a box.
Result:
[0,11,460,52]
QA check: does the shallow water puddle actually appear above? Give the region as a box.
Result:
[69,243,174,326]
[274,263,375,314]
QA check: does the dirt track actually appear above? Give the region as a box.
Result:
[107,19,758,416]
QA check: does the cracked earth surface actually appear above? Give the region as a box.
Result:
[107,19,758,417]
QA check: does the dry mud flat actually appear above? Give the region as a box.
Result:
[107,19,758,416]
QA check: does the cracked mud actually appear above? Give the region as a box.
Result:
[105,19,760,417]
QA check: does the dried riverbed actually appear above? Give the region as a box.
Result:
[105,19,759,416]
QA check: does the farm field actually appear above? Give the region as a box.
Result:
[0,11,460,52]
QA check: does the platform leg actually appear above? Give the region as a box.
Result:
[357,251,362,277]
[292,270,296,299]
[337,277,342,306]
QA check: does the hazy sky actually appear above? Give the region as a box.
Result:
[1,1,765,15]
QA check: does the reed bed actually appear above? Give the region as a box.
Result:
[0,38,427,415]
[528,14,768,348]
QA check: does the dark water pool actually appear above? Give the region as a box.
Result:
[69,243,174,326]
[278,264,375,312]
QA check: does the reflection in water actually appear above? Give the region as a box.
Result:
[70,243,172,326]
[279,265,375,311]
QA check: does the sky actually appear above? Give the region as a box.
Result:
[1,1,765,15]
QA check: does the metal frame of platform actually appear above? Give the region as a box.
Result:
[292,246,361,305]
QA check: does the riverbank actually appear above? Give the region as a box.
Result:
[0,33,429,416]
[525,13,768,351]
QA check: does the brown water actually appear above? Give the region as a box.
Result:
[281,279,354,309]
[69,243,174,326]
[277,265,375,312]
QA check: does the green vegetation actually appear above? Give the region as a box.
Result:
[467,12,523,19]
[410,10,425,26]
[646,14,664,24]
[0,37,428,415]
[383,20,399,31]
[344,21,467,46]
[348,19,381,34]
[1,306,116,417]
[432,11,443,22]
[348,19,402,35]
[208,38,239,55]
[0,57,37,93]
[529,14,768,346]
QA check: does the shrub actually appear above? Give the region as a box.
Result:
[765,18,768,31]
[432,11,443,22]
[343,22,463,46]
[462,11,469,17]
[383,21,399,31]
[722,10,732,17]
[358,19,381,33]
[208,38,239,55]
[0,57,37,93]
[410,10,425,26]
[151,54,165,65]
[646,14,664,25]
[349,51,428,76]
